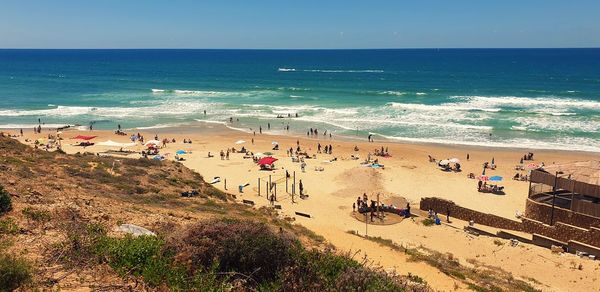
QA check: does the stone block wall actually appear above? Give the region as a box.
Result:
[420,197,524,231]
[420,197,600,248]
[525,198,600,229]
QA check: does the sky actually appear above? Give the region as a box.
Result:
[1,0,599,49]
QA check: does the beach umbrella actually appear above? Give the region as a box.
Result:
[526,163,540,169]
[144,140,160,146]
[235,140,246,145]
[438,159,450,166]
[489,175,503,182]
[257,157,278,166]
[176,150,187,155]
[72,135,97,140]
[477,175,489,181]
[449,158,460,163]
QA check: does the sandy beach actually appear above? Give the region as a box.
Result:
[7,124,600,291]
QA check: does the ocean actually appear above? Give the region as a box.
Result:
[0,49,599,152]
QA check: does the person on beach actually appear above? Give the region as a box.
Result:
[317,143,322,153]
[259,126,262,134]
[299,180,304,197]
[268,123,270,130]
[20,129,23,136]
[467,153,470,161]
[220,150,224,160]
[368,134,372,142]
[204,110,206,115]
[226,150,230,160]
[352,202,356,212]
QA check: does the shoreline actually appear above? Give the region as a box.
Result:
[4,120,599,155]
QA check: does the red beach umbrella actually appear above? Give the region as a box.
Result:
[477,175,489,181]
[71,135,97,140]
[257,157,278,166]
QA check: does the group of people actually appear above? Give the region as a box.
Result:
[374,146,390,157]
[477,180,504,193]
[130,133,145,144]
[352,193,412,222]
[220,149,230,160]
[307,127,332,139]
[317,143,333,154]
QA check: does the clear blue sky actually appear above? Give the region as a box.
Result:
[1,0,599,49]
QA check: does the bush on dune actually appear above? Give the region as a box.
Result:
[0,185,12,215]
[0,254,32,290]
[56,219,423,291]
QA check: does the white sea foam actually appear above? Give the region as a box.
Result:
[135,123,185,130]
[377,134,600,153]
[416,92,427,96]
[451,95,600,110]
[550,112,577,116]
[511,126,528,131]
[385,102,501,112]
[378,91,406,96]
[278,68,296,72]
[0,123,74,129]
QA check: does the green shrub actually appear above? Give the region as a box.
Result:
[0,218,19,235]
[57,220,421,291]
[97,235,165,278]
[165,218,298,283]
[21,207,51,222]
[422,218,435,226]
[0,186,12,215]
[0,254,32,290]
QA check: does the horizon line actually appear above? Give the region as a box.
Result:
[1,47,600,50]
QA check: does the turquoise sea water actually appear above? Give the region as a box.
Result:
[0,49,599,152]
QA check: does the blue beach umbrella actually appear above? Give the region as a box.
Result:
[176,150,187,155]
[489,175,503,182]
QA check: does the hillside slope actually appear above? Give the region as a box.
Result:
[0,136,428,291]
